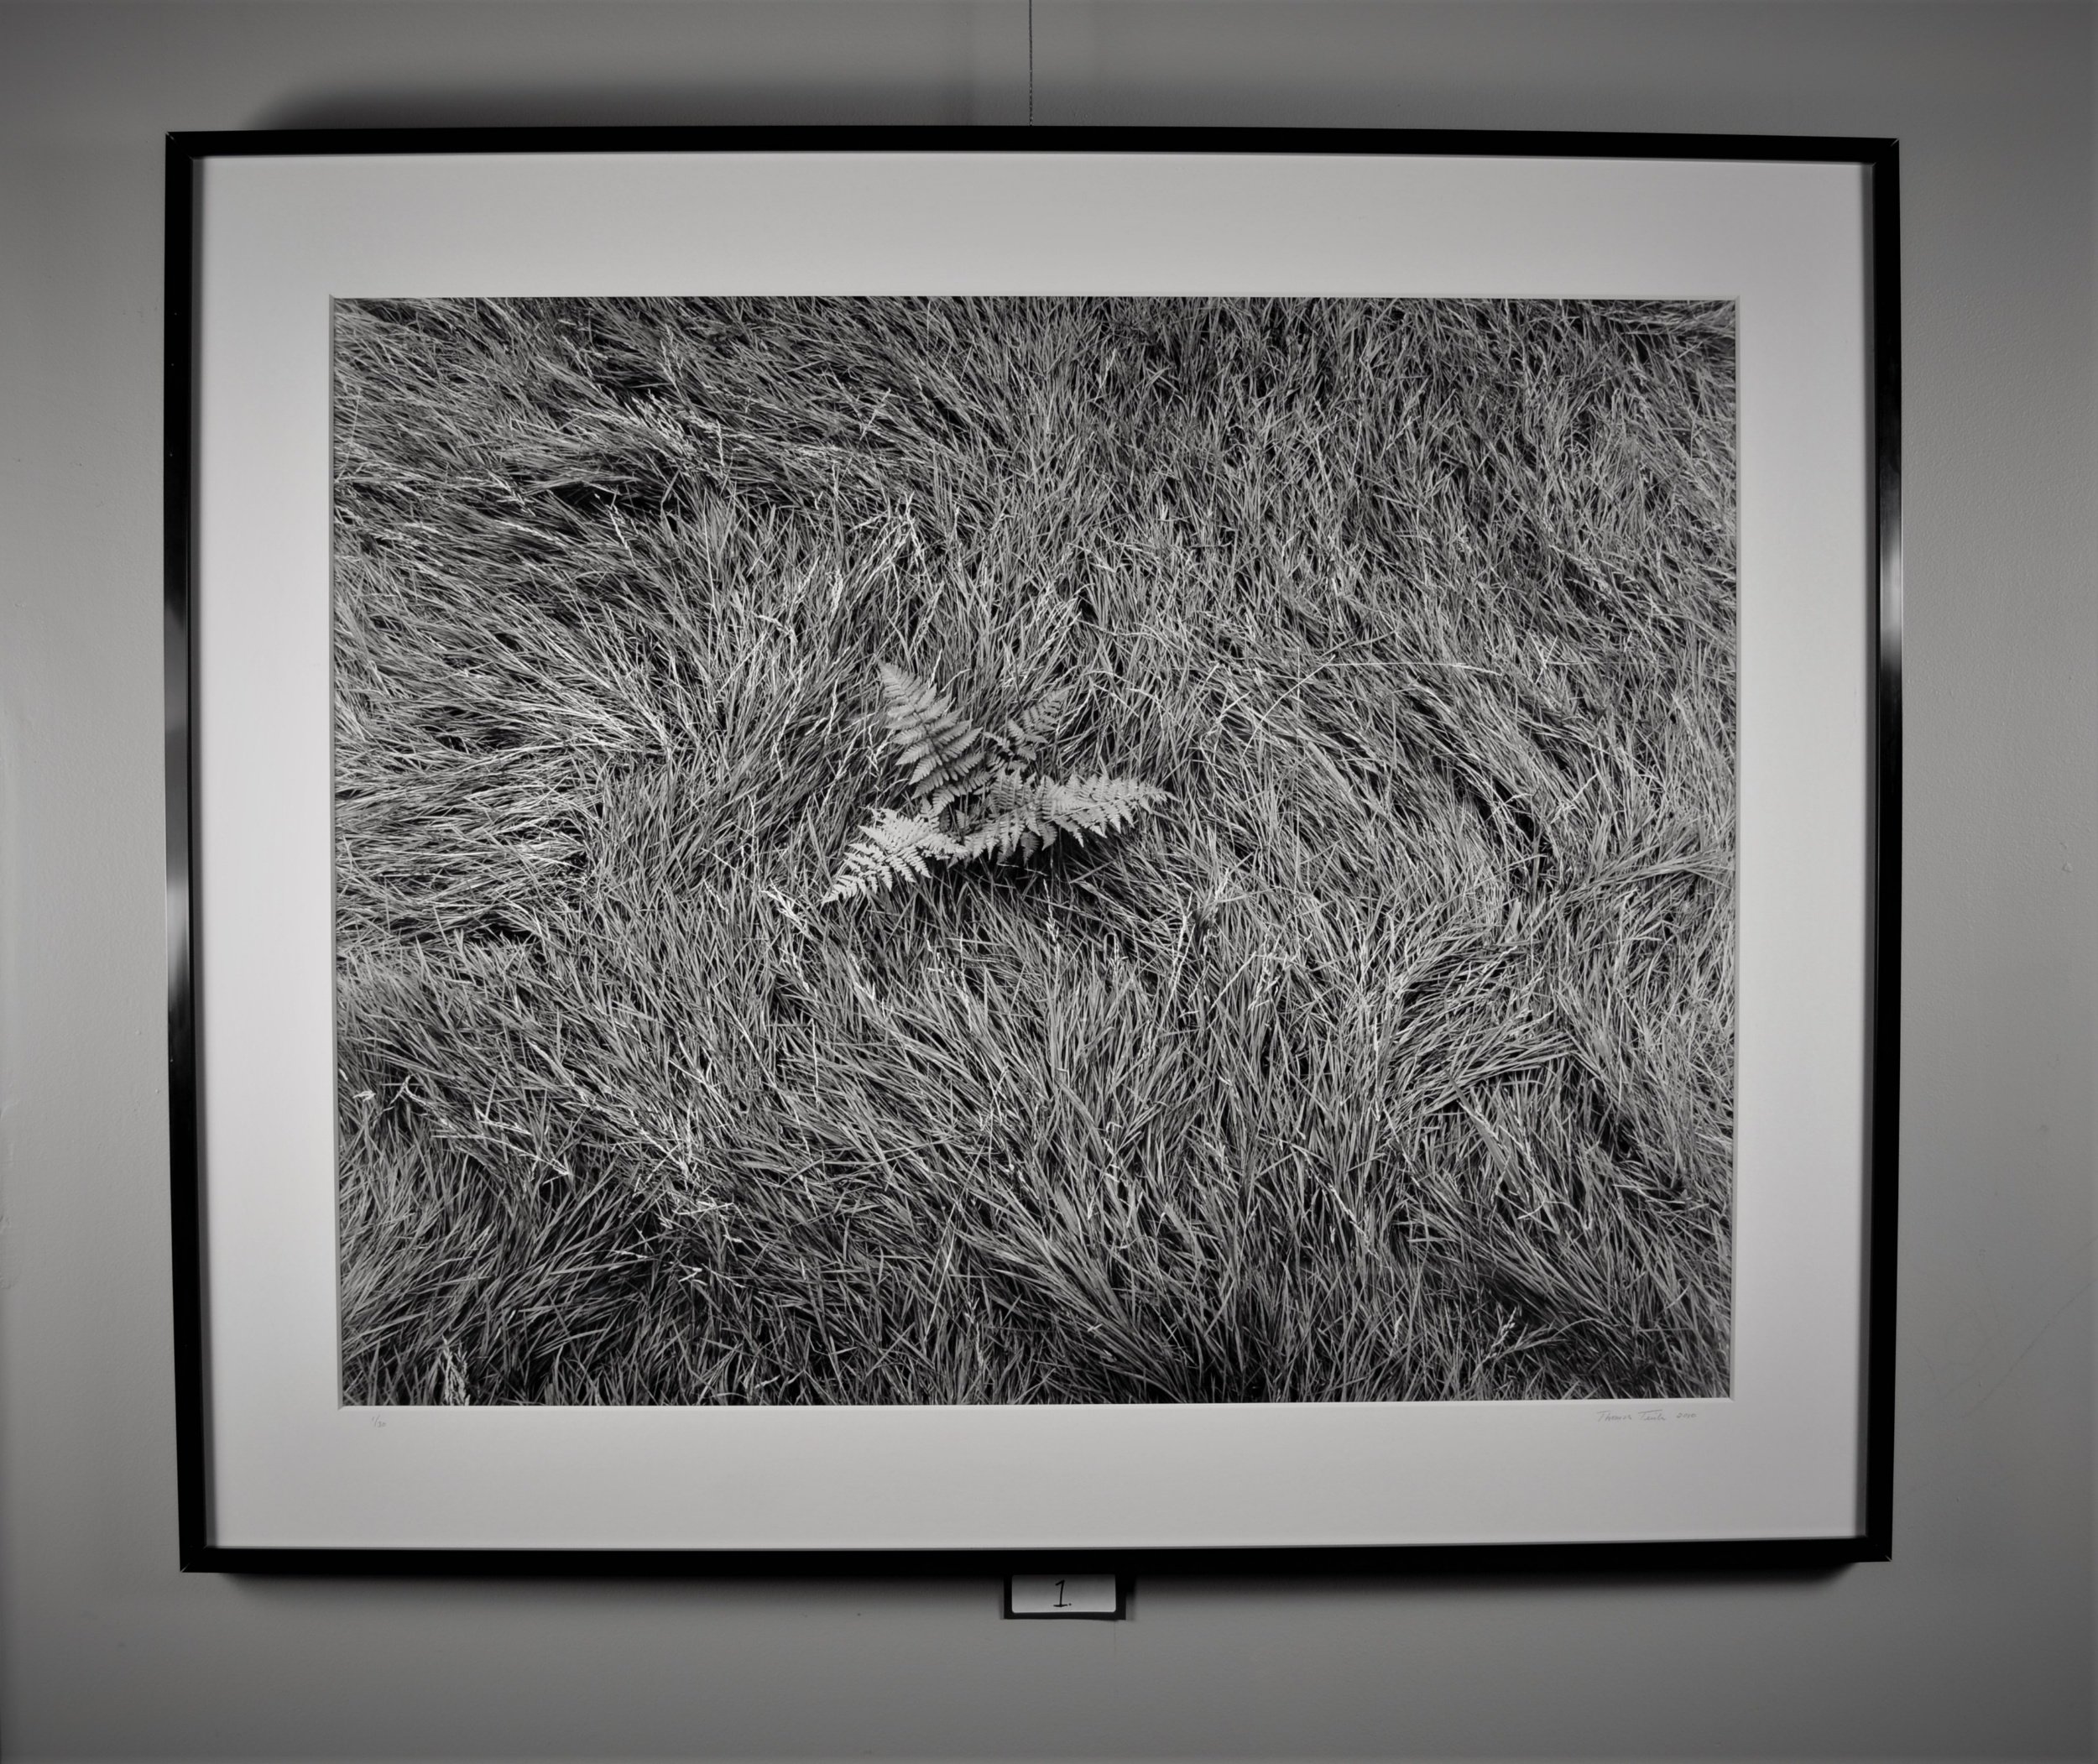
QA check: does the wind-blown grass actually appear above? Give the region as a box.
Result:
[332,295,1736,1405]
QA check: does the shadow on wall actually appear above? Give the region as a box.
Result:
[253,74,1801,144]
[256,84,1007,131]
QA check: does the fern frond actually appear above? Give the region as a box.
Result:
[953,770,1045,861]
[956,773,1167,863]
[1036,775,1170,842]
[975,767,1036,817]
[822,809,963,904]
[991,686,1072,772]
[822,664,1166,905]
[957,798,1050,863]
[878,662,994,810]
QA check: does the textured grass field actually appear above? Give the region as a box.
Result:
[332,294,1737,1405]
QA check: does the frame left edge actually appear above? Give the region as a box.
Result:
[165,132,212,1570]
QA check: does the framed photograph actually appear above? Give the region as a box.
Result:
[166,128,1899,1569]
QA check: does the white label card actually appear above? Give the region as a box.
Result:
[1006,1574,1122,1618]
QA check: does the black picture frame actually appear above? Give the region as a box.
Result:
[166,126,1901,1574]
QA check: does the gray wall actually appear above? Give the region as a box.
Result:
[3,3,2090,1757]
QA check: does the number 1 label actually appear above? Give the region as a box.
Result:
[1005,1574,1124,1619]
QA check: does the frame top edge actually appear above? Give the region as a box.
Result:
[166,125,1897,168]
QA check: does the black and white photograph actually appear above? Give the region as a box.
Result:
[331,292,1739,1408]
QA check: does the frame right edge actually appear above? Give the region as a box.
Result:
[1860,137,1903,1563]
